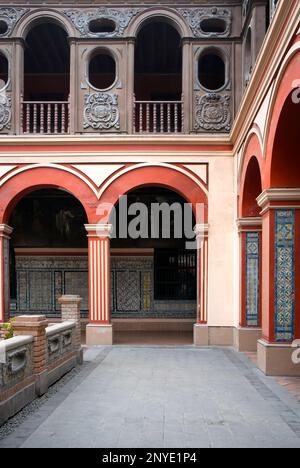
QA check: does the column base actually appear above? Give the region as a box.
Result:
[194,324,209,346]
[234,327,262,352]
[86,324,113,346]
[257,339,300,376]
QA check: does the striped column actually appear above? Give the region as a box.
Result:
[237,218,262,329]
[85,224,113,325]
[0,225,13,323]
[194,224,209,324]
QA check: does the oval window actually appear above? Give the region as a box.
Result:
[198,52,225,90]
[0,53,8,90]
[200,18,227,34]
[89,19,116,34]
[89,52,116,90]
[0,20,8,35]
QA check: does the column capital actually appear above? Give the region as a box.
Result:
[194,223,209,239]
[237,217,262,233]
[0,224,13,238]
[257,189,300,213]
[85,223,113,239]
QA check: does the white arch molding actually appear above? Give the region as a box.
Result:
[0,162,208,201]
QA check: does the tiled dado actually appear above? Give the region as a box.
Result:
[12,255,196,319]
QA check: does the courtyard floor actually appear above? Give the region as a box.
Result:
[1,345,300,448]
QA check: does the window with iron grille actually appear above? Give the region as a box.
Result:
[154,249,196,300]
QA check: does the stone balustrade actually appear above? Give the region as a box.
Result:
[0,295,82,426]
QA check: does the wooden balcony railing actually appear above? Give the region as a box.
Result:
[21,101,70,134]
[134,100,184,134]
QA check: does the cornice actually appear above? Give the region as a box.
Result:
[85,223,114,238]
[236,217,262,227]
[257,189,300,208]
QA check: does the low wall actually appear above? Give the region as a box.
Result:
[0,299,82,426]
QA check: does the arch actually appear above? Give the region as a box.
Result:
[98,164,208,224]
[238,127,264,187]
[127,7,191,38]
[240,156,263,217]
[0,167,99,225]
[264,43,300,188]
[239,130,263,217]
[14,9,74,38]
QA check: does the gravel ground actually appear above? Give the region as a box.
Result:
[0,362,89,441]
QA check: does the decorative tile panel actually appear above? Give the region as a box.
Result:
[246,232,260,327]
[13,257,88,318]
[275,210,295,342]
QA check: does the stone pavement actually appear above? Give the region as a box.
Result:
[1,346,300,448]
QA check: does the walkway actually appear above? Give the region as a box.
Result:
[1,346,300,448]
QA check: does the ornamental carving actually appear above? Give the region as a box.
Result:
[0,8,27,37]
[0,95,11,131]
[195,94,231,132]
[84,93,120,130]
[177,7,232,38]
[64,8,141,37]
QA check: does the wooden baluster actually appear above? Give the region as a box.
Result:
[139,103,143,133]
[61,103,65,134]
[20,100,24,134]
[146,103,150,133]
[67,102,70,134]
[40,104,44,134]
[160,103,164,133]
[174,104,178,134]
[26,104,30,134]
[153,103,157,133]
[133,99,136,133]
[33,104,37,134]
[54,103,58,134]
[47,104,51,134]
[167,103,171,133]
[181,95,184,133]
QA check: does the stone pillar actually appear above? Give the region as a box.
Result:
[85,224,113,345]
[13,315,49,394]
[13,40,25,134]
[59,295,82,350]
[234,218,262,352]
[182,39,192,133]
[194,224,209,346]
[256,189,300,376]
[126,39,135,134]
[0,225,13,323]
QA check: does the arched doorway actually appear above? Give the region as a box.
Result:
[8,189,88,321]
[134,19,183,133]
[110,187,197,344]
[22,21,70,134]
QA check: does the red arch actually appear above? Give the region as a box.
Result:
[264,48,300,188]
[98,165,208,223]
[0,167,99,224]
[239,132,263,217]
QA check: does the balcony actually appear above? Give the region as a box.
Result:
[133,100,184,134]
[21,100,70,135]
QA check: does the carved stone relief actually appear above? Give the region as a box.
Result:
[0,8,27,37]
[0,95,11,131]
[194,94,231,132]
[177,7,232,38]
[64,8,141,38]
[83,92,120,131]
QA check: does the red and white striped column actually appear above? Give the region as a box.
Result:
[194,224,209,345]
[85,224,113,345]
[0,224,13,323]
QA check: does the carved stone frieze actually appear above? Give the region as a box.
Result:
[64,8,141,38]
[0,8,27,37]
[0,95,11,131]
[195,94,231,132]
[177,7,232,38]
[84,92,120,130]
